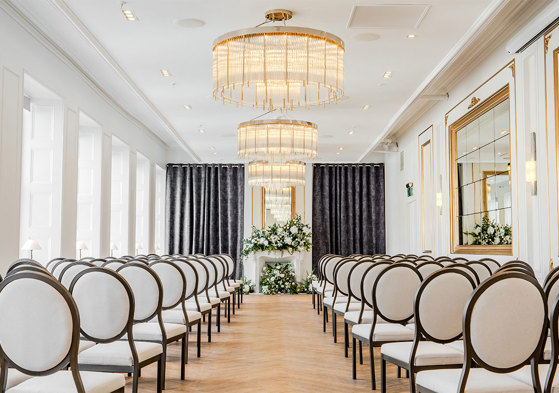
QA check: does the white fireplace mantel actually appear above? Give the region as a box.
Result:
[243,251,306,293]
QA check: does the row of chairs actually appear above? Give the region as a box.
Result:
[0,252,244,392]
[311,254,559,392]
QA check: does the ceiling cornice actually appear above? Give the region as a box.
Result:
[359,0,545,161]
[0,0,172,152]
[48,0,200,162]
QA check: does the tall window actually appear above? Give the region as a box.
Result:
[450,86,512,254]
[76,113,102,258]
[135,153,150,255]
[154,165,166,254]
[110,137,129,257]
[19,77,64,263]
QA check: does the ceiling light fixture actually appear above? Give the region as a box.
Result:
[183,104,192,110]
[210,146,215,150]
[406,34,416,39]
[362,104,370,111]
[160,69,171,77]
[199,128,205,134]
[212,9,345,110]
[339,147,344,151]
[238,119,318,162]
[348,130,354,135]
[248,161,306,187]
[383,71,392,79]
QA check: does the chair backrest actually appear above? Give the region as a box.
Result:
[414,268,476,343]
[334,259,358,297]
[361,261,392,308]
[459,272,546,391]
[545,266,559,287]
[70,267,133,343]
[545,289,559,392]
[453,257,468,263]
[79,257,94,262]
[317,254,335,280]
[324,256,344,285]
[0,271,84,390]
[479,258,501,273]
[348,261,375,302]
[373,264,422,324]
[497,262,535,276]
[101,260,126,270]
[418,254,434,260]
[150,261,186,310]
[197,257,217,290]
[416,261,443,279]
[173,259,200,300]
[58,262,94,289]
[219,254,236,279]
[89,258,106,267]
[117,263,162,323]
[45,257,66,271]
[466,261,492,283]
[7,259,42,273]
[544,273,559,322]
[439,260,456,267]
[207,255,226,286]
[502,260,535,275]
[445,264,479,285]
[52,261,76,280]
[6,264,48,277]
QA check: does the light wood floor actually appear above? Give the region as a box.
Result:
[133,294,410,392]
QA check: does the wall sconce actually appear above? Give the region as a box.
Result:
[436,192,442,207]
[110,242,119,257]
[526,131,537,195]
[436,175,443,215]
[22,239,41,259]
[76,241,88,259]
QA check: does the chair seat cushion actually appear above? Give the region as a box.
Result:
[235,279,243,284]
[323,296,348,307]
[207,297,221,306]
[78,341,162,366]
[226,287,236,293]
[352,323,414,343]
[444,340,464,353]
[79,340,96,353]
[216,291,230,299]
[229,282,241,288]
[333,301,361,314]
[510,364,559,390]
[5,369,32,390]
[312,280,320,289]
[185,302,211,312]
[381,341,464,367]
[126,322,186,341]
[316,285,333,295]
[162,309,202,325]
[416,368,534,393]
[344,310,390,325]
[7,370,125,393]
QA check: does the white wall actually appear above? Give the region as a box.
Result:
[0,5,168,272]
[384,33,555,279]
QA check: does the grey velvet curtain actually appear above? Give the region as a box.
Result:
[166,164,244,278]
[312,163,385,270]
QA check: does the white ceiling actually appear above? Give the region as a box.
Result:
[10,0,497,162]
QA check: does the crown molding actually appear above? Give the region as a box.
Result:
[359,0,543,161]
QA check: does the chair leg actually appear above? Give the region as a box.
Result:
[370,345,376,391]
[217,304,221,333]
[352,338,357,380]
[312,288,316,309]
[232,291,236,315]
[409,368,416,393]
[197,321,202,357]
[359,341,363,364]
[406,369,410,378]
[227,298,231,323]
[240,288,243,305]
[323,307,327,332]
[157,359,163,393]
[317,294,321,315]
[161,345,167,390]
[397,366,401,378]
[132,366,139,393]
[207,311,212,343]
[181,336,186,379]
[333,313,337,342]
[381,359,387,393]
[344,322,349,358]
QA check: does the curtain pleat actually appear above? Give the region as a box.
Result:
[311,163,386,270]
[166,164,245,278]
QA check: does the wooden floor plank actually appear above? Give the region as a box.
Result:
[133,294,410,392]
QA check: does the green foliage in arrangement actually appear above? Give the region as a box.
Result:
[464,214,512,245]
[260,264,318,295]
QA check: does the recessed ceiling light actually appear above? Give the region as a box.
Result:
[406,34,416,39]
[122,9,138,21]
[354,33,381,42]
[199,128,205,134]
[209,146,215,150]
[213,152,217,155]
[183,105,192,110]
[336,152,340,155]
[383,71,392,79]
[362,104,370,111]
[160,69,171,77]
[339,147,344,151]
[348,130,355,135]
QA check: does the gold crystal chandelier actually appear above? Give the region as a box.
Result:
[248,161,305,187]
[238,119,318,162]
[265,187,292,205]
[212,9,344,111]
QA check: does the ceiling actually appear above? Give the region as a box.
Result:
[9,0,501,162]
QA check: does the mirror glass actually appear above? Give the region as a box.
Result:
[455,98,512,246]
[263,187,294,226]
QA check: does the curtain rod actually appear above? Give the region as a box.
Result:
[313,163,383,167]
[167,163,244,168]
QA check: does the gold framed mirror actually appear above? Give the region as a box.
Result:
[449,85,512,254]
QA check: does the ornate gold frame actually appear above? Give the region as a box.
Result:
[449,85,513,255]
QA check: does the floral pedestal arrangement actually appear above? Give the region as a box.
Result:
[241,216,316,294]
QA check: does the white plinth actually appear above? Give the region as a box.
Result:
[244,251,306,293]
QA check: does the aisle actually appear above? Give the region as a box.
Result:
[137,295,409,392]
